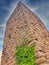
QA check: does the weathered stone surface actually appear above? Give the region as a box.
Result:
[40,63,49,65]
[1,2,49,65]
[35,52,44,58]
[36,57,46,64]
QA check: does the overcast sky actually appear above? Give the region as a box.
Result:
[0,0,49,61]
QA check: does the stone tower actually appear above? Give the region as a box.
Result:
[1,2,49,65]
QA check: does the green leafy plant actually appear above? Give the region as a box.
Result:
[15,42,37,65]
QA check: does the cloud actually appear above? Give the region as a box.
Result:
[35,5,49,25]
[0,24,6,28]
[0,24,6,33]
[0,40,3,44]
[30,7,38,12]
[0,33,4,37]
[0,41,3,51]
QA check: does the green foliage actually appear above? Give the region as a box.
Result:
[15,42,37,65]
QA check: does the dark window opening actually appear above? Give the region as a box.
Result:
[34,29,36,31]
[35,39,38,41]
[39,50,42,52]
[8,34,11,39]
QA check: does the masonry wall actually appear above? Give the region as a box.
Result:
[1,2,49,65]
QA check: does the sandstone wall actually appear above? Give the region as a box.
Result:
[1,2,49,65]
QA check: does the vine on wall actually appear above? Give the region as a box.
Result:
[15,42,37,65]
